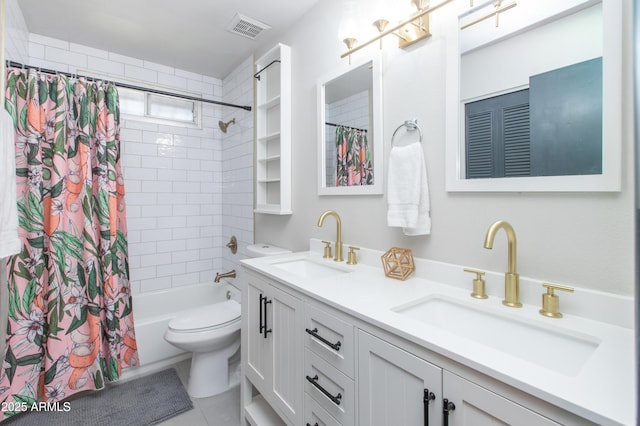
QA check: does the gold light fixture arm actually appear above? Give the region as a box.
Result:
[460,1,517,30]
[340,0,455,59]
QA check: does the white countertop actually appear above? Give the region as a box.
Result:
[241,241,635,425]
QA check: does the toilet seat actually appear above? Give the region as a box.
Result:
[168,300,240,332]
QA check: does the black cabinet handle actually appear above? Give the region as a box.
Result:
[423,388,435,426]
[306,423,319,426]
[305,327,342,351]
[306,374,342,406]
[262,297,272,338]
[443,398,456,426]
[258,294,265,335]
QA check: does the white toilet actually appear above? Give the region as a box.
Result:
[164,243,290,398]
[164,297,241,398]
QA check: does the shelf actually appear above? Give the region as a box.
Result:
[258,131,281,143]
[244,394,286,426]
[258,95,281,110]
[258,155,281,163]
[254,43,291,216]
[255,204,293,215]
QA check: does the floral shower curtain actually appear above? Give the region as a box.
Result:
[335,125,373,186]
[0,68,138,420]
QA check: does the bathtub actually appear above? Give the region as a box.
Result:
[124,281,240,378]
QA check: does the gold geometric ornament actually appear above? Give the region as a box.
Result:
[381,247,415,281]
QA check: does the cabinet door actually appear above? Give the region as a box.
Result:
[358,330,442,426]
[244,278,271,390]
[443,371,561,426]
[269,284,304,424]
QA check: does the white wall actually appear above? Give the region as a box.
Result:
[221,56,255,269]
[255,0,635,296]
[3,0,254,294]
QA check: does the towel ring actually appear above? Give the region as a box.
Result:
[391,119,423,146]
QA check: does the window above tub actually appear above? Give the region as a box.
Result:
[119,87,201,128]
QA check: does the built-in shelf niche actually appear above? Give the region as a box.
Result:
[254,44,291,215]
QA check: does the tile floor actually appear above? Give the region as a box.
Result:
[158,359,241,426]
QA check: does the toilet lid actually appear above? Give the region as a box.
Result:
[168,300,240,332]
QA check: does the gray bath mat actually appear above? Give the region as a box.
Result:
[4,368,193,425]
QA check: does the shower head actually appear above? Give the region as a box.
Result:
[219,118,236,133]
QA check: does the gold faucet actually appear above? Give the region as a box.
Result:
[214,269,236,283]
[483,220,521,307]
[317,210,343,262]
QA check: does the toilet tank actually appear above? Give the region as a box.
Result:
[246,243,291,258]
[241,244,290,293]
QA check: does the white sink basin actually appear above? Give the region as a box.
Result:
[271,257,352,279]
[393,296,601,376]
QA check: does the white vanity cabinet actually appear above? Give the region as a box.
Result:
[241,264,602,426]
[442,371,561,426]
[358,330,575,426]
[242,272,303,425]
[358,330,443,426]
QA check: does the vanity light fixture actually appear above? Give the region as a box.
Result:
[340,0,455,61]
[460,0,517,30]
[339,1,359,64]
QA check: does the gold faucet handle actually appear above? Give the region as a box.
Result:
[321,240,333,259]
[540,283,574,319]
[346,246,360,265]
[464,268,488,299]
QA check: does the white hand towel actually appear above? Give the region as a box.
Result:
[0,107,20,258]
[387,142,431,235]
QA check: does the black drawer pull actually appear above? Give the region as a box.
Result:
[306,423,319,426]
[423,388,435,426]
[306,374,342,406]
[305,328,342,351]
[262,298,272,338]
[443,398,456,426]
[258,294,265,335]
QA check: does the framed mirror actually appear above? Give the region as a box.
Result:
[317,55,383,195]
[445,0,622,192]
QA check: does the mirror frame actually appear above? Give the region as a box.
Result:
[317,55,384,195]
[445,0,622,192]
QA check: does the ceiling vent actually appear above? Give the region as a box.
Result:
[226,13,271,40]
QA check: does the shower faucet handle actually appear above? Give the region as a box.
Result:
[226,235,237,254]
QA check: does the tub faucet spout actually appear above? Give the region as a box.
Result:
[214,269,236,283]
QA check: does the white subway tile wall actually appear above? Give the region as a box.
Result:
[221,57,255,269]
[4,0,29,63]
[14,33,255,294]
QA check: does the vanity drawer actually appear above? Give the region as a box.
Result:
[305,303,355,378]
[304,392,341,426]
[304,349,354,426]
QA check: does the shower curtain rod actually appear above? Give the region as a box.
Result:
[5,61,252,112]
[325,121,368,132]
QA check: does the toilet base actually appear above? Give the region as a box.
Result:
[187,341,240,398]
